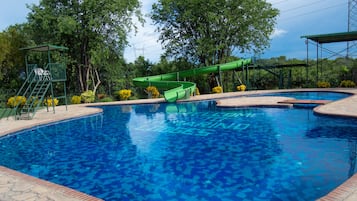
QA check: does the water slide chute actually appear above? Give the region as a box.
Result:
[133,58,252,102]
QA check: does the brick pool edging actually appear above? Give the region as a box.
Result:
[0,166,103,201]
[317,173,357,201]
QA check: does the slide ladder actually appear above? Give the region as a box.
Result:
[133,59,252,102]
[0,65,52,120]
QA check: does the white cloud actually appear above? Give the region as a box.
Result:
[124,16,164,63]
[271,28,288,39]
[124,0,164,63]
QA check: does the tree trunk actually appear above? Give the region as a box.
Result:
[92,67,101,95]
[78,64,84,92]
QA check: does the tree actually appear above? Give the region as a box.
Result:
[152,0,279,65]
[133,56,152,77]
[0,25,32,89]
[27,0,143,94]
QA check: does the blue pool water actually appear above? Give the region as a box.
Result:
[257,91,350,100]
[1,92,357,200]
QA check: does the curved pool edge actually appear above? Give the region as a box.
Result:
[216,96,295,108]
[313,92,357,119]
[0,105,103,138]
[0,166,104,201]
[1,88,357,201]
[0,98,167,138]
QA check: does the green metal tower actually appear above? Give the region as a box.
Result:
[1,44,68,120]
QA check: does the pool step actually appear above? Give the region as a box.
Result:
[278,99,331,105]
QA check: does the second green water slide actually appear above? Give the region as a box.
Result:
[133,58,252,102]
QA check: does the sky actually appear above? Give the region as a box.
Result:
[0,0,351,63]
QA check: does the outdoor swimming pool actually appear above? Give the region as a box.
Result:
[1,92,357,200]
[254,91,351,100]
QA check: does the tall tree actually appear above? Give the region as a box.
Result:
[152,0,279,65]
[0,25,32,89]
[27,0,143,94]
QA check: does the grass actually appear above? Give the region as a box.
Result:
[0,108,15,119]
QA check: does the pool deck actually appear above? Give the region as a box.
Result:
[1,88,357,201]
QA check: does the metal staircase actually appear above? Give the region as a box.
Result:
[0,65,52,120]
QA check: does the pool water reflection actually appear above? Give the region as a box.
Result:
[0,93,357,200]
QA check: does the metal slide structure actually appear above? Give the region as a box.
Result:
[133,58,252,102]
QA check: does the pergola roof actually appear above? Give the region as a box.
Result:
[20,44,68,52]
[301,31,357,44]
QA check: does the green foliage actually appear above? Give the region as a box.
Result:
[340,80,356,88]
[0,25,31,88]
[81,90,95,103]
[98,97,114,102]
[71,95,81,104]
[151,0,279,64]
[317,81,331,88]
[27,0,143,93]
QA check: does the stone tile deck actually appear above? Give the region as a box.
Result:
[1,88,357,200]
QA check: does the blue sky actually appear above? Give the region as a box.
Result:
[0,0,350,62]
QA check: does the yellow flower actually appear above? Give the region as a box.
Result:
[212,86,222,93]
[44,98,59,106]
[71,95,81,104]
[195,87,200,95]
[146,86,160,98]
[340,80,356,88]
[237,84,246,91]
[7,96,26,108]
[118,89,132,100]
[317,81,330,88]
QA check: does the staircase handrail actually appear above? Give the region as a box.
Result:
[0,65,38,119]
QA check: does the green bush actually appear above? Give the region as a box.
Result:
[317,81,331,88]
[71,95,81,104]
[340,80,356,88]
[81,90,95,103]
[98,97,114,102]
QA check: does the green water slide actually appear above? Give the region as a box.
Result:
[133,58,252,102]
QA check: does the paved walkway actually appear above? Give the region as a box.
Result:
[1,88,357,201]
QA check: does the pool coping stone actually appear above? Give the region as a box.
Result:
[1,88,357,201]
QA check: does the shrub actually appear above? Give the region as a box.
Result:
[81,90,95,103]
[212,86,223,93]
[340,80,356,88]
[44,97,59,106]
[7,96,26,108]
[118,89,132,100]
[98,97,114,102]
[317,81,331,88]
[195,87,200,95]
[146,86,160,98]
[29,96,40,106]
[237,84,247,91]
[71,95,81,104]
[97,93,106,99]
